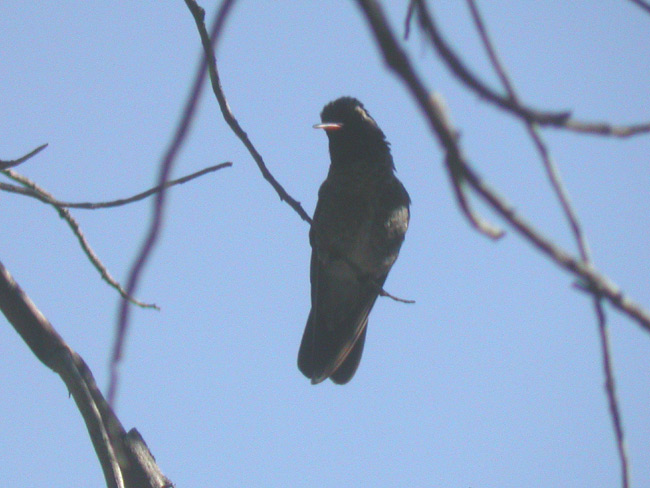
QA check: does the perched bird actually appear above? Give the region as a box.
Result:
[298,97,410,384]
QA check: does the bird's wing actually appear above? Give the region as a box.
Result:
[298,243,389,384]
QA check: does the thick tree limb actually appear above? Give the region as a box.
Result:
[0,260,172,488]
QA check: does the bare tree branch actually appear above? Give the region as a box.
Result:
[0,260,172,488]
[563,119,650,137]
[466,3,629,484]
[594,295,630,488]
[466,0,590,262]
[354,0,650,334]
[413,1,570,123]
[463,147,650,332]
[185,0,313,225]
[2,169,158,310]
[450,112,650,335]
[1,163,232,209]
[413,1,650,138]
[2,159,232,410]
[0,143,48,170]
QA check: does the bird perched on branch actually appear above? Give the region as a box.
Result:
[298,97,410,384]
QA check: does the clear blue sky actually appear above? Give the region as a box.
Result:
[2,2,649,487]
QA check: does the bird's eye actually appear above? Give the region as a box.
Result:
[354,106,377,127]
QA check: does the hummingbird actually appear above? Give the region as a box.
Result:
[298,97,410,384]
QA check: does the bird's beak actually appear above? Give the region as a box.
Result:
[313,122,343,131]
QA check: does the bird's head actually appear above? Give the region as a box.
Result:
[314,97,392,168]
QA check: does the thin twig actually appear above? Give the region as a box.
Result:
[466,3,629,483]
[594,296,630,488]
[185,0,313,224]
[379,288,415,304]
[0,143,48,170]
[404,0,416,39]
[563,119,650,137]
[2,169,158,310]
[575,272,632,487]
[412,1,650,138]
[109,0,235,407]
[1,163,232,209]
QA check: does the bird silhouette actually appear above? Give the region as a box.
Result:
[298,97,410,384]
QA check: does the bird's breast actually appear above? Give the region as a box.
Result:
[313,166,406,277]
